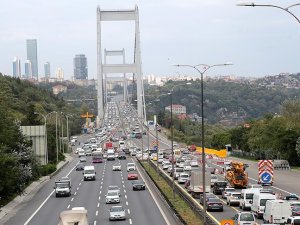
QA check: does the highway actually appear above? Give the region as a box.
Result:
[4,109,178,225]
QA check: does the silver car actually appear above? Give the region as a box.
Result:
[109,206,126,221]
[106,191,120,204]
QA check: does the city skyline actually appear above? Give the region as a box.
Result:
[1,0,300,80]
[26,39,38,79]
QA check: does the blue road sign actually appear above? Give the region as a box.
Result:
[261,171,272,183]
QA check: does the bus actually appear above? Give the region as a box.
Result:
[92,150,103,163]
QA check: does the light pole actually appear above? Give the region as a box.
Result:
[174,63,233,223]
[56,112,58,162]
[34,111,57,164]
[237,2,300,24]
[168,82,192,198]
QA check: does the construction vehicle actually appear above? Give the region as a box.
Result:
[59,207,88,225]
[225,161,248,188]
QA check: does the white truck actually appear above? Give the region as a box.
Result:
[263,200,292,224]
[189,171,211,199]
[251,192,276,218]
[54,177,71,197]
[59,207,88,225]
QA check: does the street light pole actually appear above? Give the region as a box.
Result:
[56,112,58,162]
[237,2,300,24]
[174,63,233,223]
[169,91,175,198]
[156,123,159,178]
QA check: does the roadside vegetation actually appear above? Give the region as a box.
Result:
[141,162,203,225]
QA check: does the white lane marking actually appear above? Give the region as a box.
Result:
[129,218,132,224]
[97,202,100,207]
[96,210,98,216]
[100,185,102,189]
[67,204,70,209]
[74,192,77,195]
[24,166,75,225]
[81,179,83,182]
[99,195,101,200]
[135,161,173,225]
[128,209,130,214]
[101,182,103,185]
[79,183,81,186]
[71,198,74,202]
[94,221,97,225]
[126,201,128,205]
[123,185,125,188]
[124,189,126,193]
[125,195,127,199]
[77,187,79,190]
[99,190,101,194]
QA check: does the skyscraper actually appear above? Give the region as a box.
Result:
[26,39,38,79]
[44,62,51,78]
[12,57,21,78]
[74,54,88,79]
[25,60,32,78]
[56,67,64,81]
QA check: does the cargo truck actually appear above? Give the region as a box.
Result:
[189,170,211,198]
[54,177,71,197]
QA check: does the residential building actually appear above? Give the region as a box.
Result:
[74,54,88,79]
[44,62,50,78]
[26,39,38,79]
[55,67,64,81]
[24,60,32,78]
[165,104,186,115]
[12,57,21,78]
[52,84,67,95]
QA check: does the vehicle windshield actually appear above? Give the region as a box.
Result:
[108,186,119,191]
[260,199,272,206]
[208,198,220,203]
[240,213,254,221]
[232,194,241,198]
[176,168,184,172]
[127,163,134,167]
[56,182,69,188]
[110,207,123,212]
[85,170,94,174]
[107,192,118,196]
[216,182,227,187]
[246,193,254,199]
[181,174,189,178]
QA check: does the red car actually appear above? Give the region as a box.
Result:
[127,172,138,180]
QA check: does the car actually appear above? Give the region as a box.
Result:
[127,172,138,180]
[107,186,121,197]
[75,163,84,171]
[109,206,126,221]
[132,180,146,191]
[233,212,256,225]
[173,167,184,180]
[286,216,300,225]
[284,194,299,201]
[79,157,87,163]
[127,163,136,172]
[190,160,199,167]
[106,191,120,204]
[206,198,223,212]
[112,164,122,171]
[226,192,241,206]
[222,187,235,199]
[183,164,192,171]
[178,173,190,184]
[292,207,300,216]
[289,201,300,209]
[200,193,215,205]
[259,188,275,195]
[212,181,227,195]
[249,184,263,189]
[118,152,126,160]
[210,174,218,187]
[163,162,172,170]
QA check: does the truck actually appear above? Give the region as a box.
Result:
[54,177,72,197]
[189,170,211,198]
[59,207,88,225]
[225,161,248,188]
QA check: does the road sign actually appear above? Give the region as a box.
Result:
[261,171,272,183]
[221,220,234,225]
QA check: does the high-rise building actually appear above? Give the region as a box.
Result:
[12,57,21,78]
[26,39,38,79]
[44,62,50,78]
[56,67,64,81]
[24,60,32,78]
[74,54,88,79]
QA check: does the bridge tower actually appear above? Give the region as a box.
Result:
[97,6,144,126]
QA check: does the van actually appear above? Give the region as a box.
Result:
[240,188,261,210]
[251,193,276,218]
[263,200,292,224]
[83,166,96,181]
[107,149,115,161]
[119,141,125,149]
[210,175,218,187]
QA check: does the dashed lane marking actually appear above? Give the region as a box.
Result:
[128,209,130,214]
[96,210,98,216]
[74,192,77,195]
[129,218,132,224]
[126,201,128,205]
[71,198,74,202]
[97,202,100,207]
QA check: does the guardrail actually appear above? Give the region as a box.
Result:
[139,159,218,225]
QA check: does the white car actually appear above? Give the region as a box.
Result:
[107,186,121,197]
[210,175,218,187]
[112,164,122,171]
[190,160,199,167]
[163,162,171,170]
[233,212,256,225]
[178,173,190,184]
[127,163,136,172]
[183,164,192,171]
[106,191,120,204]
[109,206,126,221]
[222,187,235,199]
[226,192,241,206]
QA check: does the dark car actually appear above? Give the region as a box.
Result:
[292,207,300,216]
[123,148,130,155]
[118,153,126,160]
[200,193,215,205]
[206,198,223,212]
[284,194,299,201]
[213,181,228,195]
[75,163,84,171]
[132,180,146,191]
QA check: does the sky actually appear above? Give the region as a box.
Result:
[1,0,300,80]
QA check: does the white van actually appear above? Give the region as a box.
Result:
[119,141,125,149]
[240,188,261,210]
[263,200,292,224]
[83,166,96,181]
[251,193,276,218]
